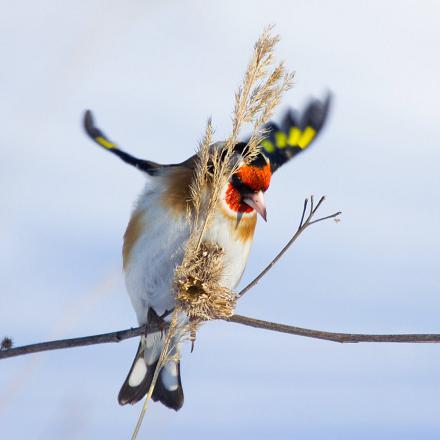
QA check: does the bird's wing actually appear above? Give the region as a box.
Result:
[83,110,164,175]
[84,95,331,175]
[258,94,332,173]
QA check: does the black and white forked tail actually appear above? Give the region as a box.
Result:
[118,309,184,411]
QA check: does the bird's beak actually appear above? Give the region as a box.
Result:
[243,190,267,222]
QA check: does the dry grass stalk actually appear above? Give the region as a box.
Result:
[176,26,294,323]
[133,27,294,435]
[187,118,213,229]
[132,309,180,440]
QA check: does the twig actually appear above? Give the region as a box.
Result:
[298,198,308,230]
[228,315,440,343]
[0,327,145,359]
[238,195,341,298]
[3,313,440,362]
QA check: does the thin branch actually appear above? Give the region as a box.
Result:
[3,313,440,361]
[238,195,341,298]
[228,315,440,343]
[298,198,308,229]
[309,213,342,226]
[312,194,325,214]
[0,327,146,359]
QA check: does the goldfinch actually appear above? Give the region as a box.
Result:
[83,95,331,411]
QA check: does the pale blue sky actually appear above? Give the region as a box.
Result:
[1,1,440,438]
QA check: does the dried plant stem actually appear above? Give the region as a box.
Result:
[184,27,293,253]
[131,309,179,440]
[189,118,214,252]
[175,26,294,324]
[133,28,295,435]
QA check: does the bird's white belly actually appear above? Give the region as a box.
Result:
[124,190,255,324]
[203,211,255,290]
[124,192,190,324]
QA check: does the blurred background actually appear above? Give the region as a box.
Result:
[1,1,440,438]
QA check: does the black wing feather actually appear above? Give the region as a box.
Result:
[260,94,332,173]
[83,110,163,175]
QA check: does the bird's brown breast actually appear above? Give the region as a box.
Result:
[123,165,194,269]
[220,206,257,243]
[162,164,257,243]
[160,166,195,216]
[123,164,256,270]
[123,210,145,269]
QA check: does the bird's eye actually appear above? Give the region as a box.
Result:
[231,174,241,186]
[231,174,251,193]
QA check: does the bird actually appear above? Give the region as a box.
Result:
[83,95,331,411]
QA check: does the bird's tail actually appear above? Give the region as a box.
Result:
[118,314,184,411]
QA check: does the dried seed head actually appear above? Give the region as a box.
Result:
[175,243,237,321]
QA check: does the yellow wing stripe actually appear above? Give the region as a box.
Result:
[298,127,316,149]
[287,127,301,146]
[263,126,317,154]
[96,136,116,150]
[261,139,275,153]
[274,131,287,148]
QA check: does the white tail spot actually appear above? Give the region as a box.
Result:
[128,358,147,387]
[161,361,178,391]
[145,332,163,366]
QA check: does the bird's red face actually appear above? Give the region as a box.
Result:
[225,163,271,221]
